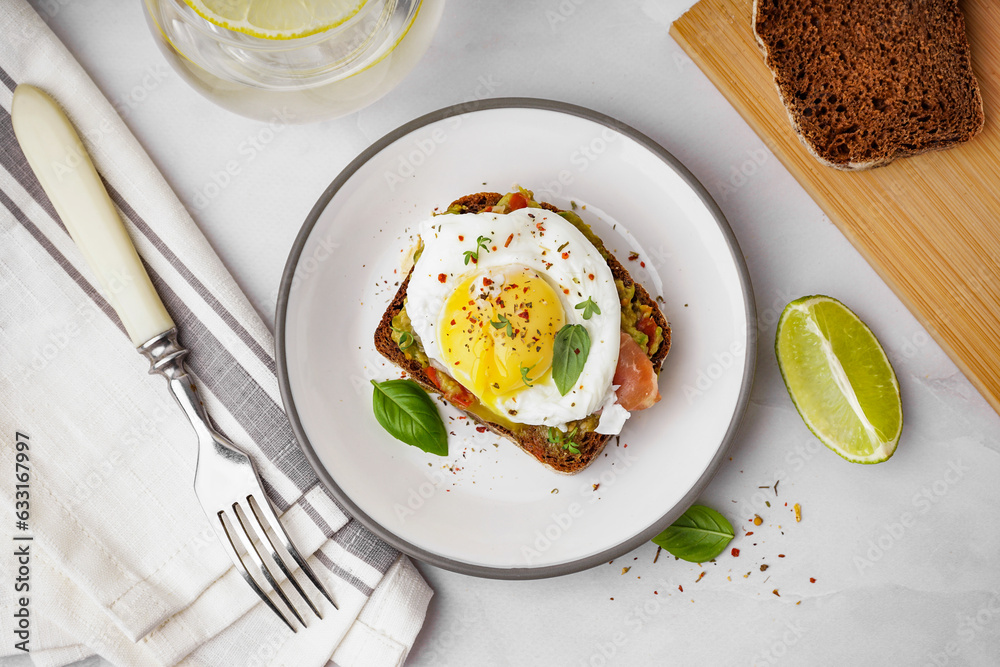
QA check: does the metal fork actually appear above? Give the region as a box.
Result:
[139,329,337,631]
[12,84,334,632]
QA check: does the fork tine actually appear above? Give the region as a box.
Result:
[217,509,297,633]
[231,503,306,628]
[243,495,323,619]
[249,494,338,610]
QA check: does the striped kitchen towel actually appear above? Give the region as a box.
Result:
[0,2,431,666]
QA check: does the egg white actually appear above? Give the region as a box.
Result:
[406,208,621,428]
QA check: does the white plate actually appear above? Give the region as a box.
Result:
[276,99,756,578]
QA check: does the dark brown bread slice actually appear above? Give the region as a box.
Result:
[753,0,984,170]
[374,193,671,474]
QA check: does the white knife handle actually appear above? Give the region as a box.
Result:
[11,84,174,347]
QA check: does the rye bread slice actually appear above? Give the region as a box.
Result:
[753,0,984,170]
[374,193,671,474]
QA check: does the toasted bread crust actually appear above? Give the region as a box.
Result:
[753,0,984,170]
[374,193,671,474]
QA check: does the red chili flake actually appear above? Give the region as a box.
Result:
[438,273,447,283]
[695,571,706,583]
[458,235,464,241]
[475,426,488,433]
[536,222,545,231]
[563,288,570,295]
[654,591,658,595]
[492,246,497,251]
[772,589,780,597]
[731,548,740,557]
[505,233,514,248]
[523,286,530,293]
[562,252,570,259]
[450,319,456,325]
[809,577,816,583]
[745,532,754,536]
[517,310,529,320]
[640,261,646,268]
[588,273,595,280]
[628,252,640,261]
[678,585,684,592]
[482,278,493,286]
[778,554,786,558]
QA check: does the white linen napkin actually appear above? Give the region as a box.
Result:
[0,2,432,665]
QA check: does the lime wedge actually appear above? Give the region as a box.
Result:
[183,0,365,40]
[775,295,902,464]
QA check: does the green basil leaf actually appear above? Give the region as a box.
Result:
[652,505,734,563]
[370,379,448,456]
[552,324,591,395]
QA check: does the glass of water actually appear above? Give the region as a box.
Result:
[143,0,444,123]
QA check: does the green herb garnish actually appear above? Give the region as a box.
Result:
[575,297,601,320]
[491,313,514,338]
[370,379,448,456]
[651,505,734,563]
[396,330,414,350]
[547,426,580,455]
[463,235,492,265]
[520,363,538,387]
[552,324,591,395]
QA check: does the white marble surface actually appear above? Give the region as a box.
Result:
[29,0,1000,665]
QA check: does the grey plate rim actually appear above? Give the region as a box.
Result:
[275,97,757,580]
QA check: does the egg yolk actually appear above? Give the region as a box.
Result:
[438,267,565,409]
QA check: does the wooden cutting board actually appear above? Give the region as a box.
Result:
[671,0,1000,416]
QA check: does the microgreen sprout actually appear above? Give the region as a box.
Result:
[575,297,601,320]
[547,426,580,455]
[491,313,514,338]
[520,363,538,387]
[463,235,492,265]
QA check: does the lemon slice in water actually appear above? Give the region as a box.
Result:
[183,0,366,40]
[775,295,902,464]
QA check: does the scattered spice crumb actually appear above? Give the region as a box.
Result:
[809,577,816,583]
[678,585,684,592]
[621,567,630,575]
[796,601,801,605]
[551,488,559,494]
[731,548,740,557]
[772,589,780,597]
[758,485,770,489]
[654,546,661,563]
[774,480,780,496]
[753,515,763,526]
[765,501,771,507]
[760,564,769,572]
[695,571,706,583]
[593,483,600,491]
[794,503,802,522]
[727,576,731,581]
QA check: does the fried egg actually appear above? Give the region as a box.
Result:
[406,207,621,428]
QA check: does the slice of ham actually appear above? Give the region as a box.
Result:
[613,332,661,411]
